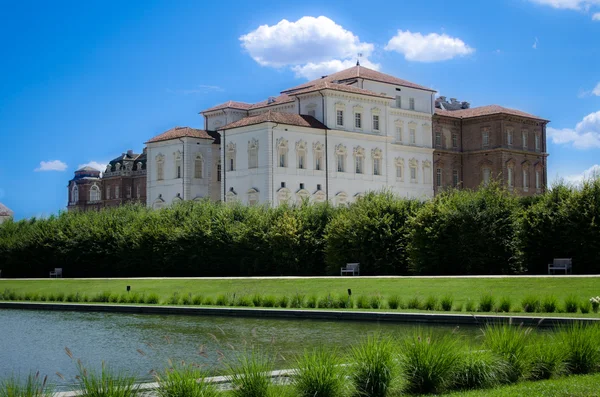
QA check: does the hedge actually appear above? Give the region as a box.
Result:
[0,178,599,278]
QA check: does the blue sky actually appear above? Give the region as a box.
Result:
[1,0,599,219]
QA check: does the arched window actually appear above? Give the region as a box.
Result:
[296,140,307,169]
[523,167,530,191]
[313,142,324,171]
[506,160,515,189]
[395,120,403,142]
[195,154,204,178]
[353,146,365,174]
[89,185,100,202]
[335,144,347,173]
[395,157,404,181]
[248,138,259,169]
[156,154,164,181]
[277,138,288,168]
[226,142,236,171]
[372,148,383,176]
[71,184,79,203]
[409,158,418,182]
[174,151,182,179]
[408,122,417,145]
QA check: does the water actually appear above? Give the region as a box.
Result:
[0,309,480,390]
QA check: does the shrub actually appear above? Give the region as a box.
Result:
[92,292,111,303]
[542,296,559,313]
[261,296,276,308]
[180,293,192,305]
[400,331,462,394]
[453,350,507,390]
[276,296,289,308]
[293,348,346,397]
[498,297,512,313]
[564,295,580,313]
[440,296,453,312]
[167,293,181,305]
[227,351,274,397]
[202,296,215,306]
[215,294,229,306]
[424,296,438,311]
[482,324,532,382]
[306,295,318,309]
[464,299,476,312]
[355,295,370,309]
[76,361,138,397]
[317,295,334,309]
[252,294,263,307]
[290,293,305,309]
[108,293,119,303]
[0,371,53,397]
[238,295,253,307]
[145,293,160,305]
[406,296,422,310]
[369,295,384,310]
[387,295,401,310]
[191,294,203,305]
[559,323,600,374]
[580,300,592,314]
[155,363,218,397]
[478,294,495,312]
[521,296,541,313]
[527,335,567,380]
[55,292,65,302]
[350,335,397,397]
[39,294,48,302]
[335,294,352,309]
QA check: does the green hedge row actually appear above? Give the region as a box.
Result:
[0,178,599,277]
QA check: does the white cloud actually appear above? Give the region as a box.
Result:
[564,164,600,184]
[547,110,600,149]
[593,82,600,96]
[529,0,600,9]
[240,16,377,80]
[384,30,474,62]
[532,37,539,49]
[34,160,67,172]
[78,161,107,173]
[594,11,600,18]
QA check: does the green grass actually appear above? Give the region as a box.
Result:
[1,277,600,316]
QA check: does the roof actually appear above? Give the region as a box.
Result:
[249,94,296,110]
[282,65,435,93]
[219,111,328,130]
[76,166,101,172]
[0,202,13,217]
[201,101,253,113]
[146,126,214,144]
[289,81,394,99]
[435,105,548,122]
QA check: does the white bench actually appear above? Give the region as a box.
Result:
[49,268,63,278]
[340,263,360,276]
[548,258,572,275]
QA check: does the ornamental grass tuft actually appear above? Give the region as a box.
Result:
[521,296,541,313]
[0,371,53,397]
[452,350,508,390]
[75,360,138,397]
[155,363,218,397]
[564,295,580,313]
[387,295,401,310]
[350,334,397,397]
[440,296,453,312]
[559,322,600,374]
[478,294,495,312]
[498,297,512,313]
[227,351,275,397]
[482,323,532,383]
[293,348,347,397]
[527,334,568,380]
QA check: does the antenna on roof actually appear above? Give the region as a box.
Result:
[356,53,363,66]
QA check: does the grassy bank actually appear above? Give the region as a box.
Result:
[1,277,600,315]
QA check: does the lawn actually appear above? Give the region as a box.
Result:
[1,276,599,313]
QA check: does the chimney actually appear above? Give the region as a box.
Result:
[267,96,276,104]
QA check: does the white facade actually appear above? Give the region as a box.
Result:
[146,136,218,208]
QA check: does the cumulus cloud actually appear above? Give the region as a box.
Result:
[384,30,474,62]
[529,0,600,9]
[593,82,600,96]
[34,160,67,172]
[547,110,600,149]
[564,164,600,184]
[594,11,600,18]
[240,16,378,80]
[78,161,107,173]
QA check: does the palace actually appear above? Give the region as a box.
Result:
[67,65,549,210]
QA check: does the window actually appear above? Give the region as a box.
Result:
[409,98,415,110]
[409,127,416,144]
[483,168,491,186]
[508,167,514,188]
[395,126,402,142]
[452,134,458,148]
[354,112,362,129]
[72,185,79,203]
[395,96,402,108]
[435,132,442,147]
[523,169,529,191]
[115,185,120,198]
[337,155,344,172]
[535,134,540,152]
[536,170,541,190]
[522,131,528,149]
[106,186,110,200]
[248,138,259,169]
[277,138,288,168]
[314,142,324,171]
[217,161,221,181]
[372,115,380,131]
[372,148,382,176]
[156,155,164,181]
[395,157,404,181]
[195,154,204,177]
[248,189,259,206]
[126,186,131,198]
[176,163,181,178]
[226,142,236,172]
[507,128,514,146]
[453,170,459,187]
[336,110,344,126]
[409,159,418,182]
[482,129,490,147]
[355,156,364,174]
[317,184,322,190]
[175,151,182,179]
[229,158,234,171]
[396,165,403,179]
[436,168,442,187]
[136,184,140,198]
[336,144,347,172]
[423,160,432,184]
[296,140,307,169]
[281,182,286,188]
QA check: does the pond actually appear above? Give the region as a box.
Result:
[0,309,484,390]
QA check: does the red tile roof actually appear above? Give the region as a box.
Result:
[201,101,253,113]
[219,111,328,130]
[435,105,548,121]
[146,127,214,144]
[0,202,13,217]
[282,65,435,93]
[289,81,394,99]
[249,94,296,110]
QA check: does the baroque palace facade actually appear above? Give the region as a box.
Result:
[67,65,549,210]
